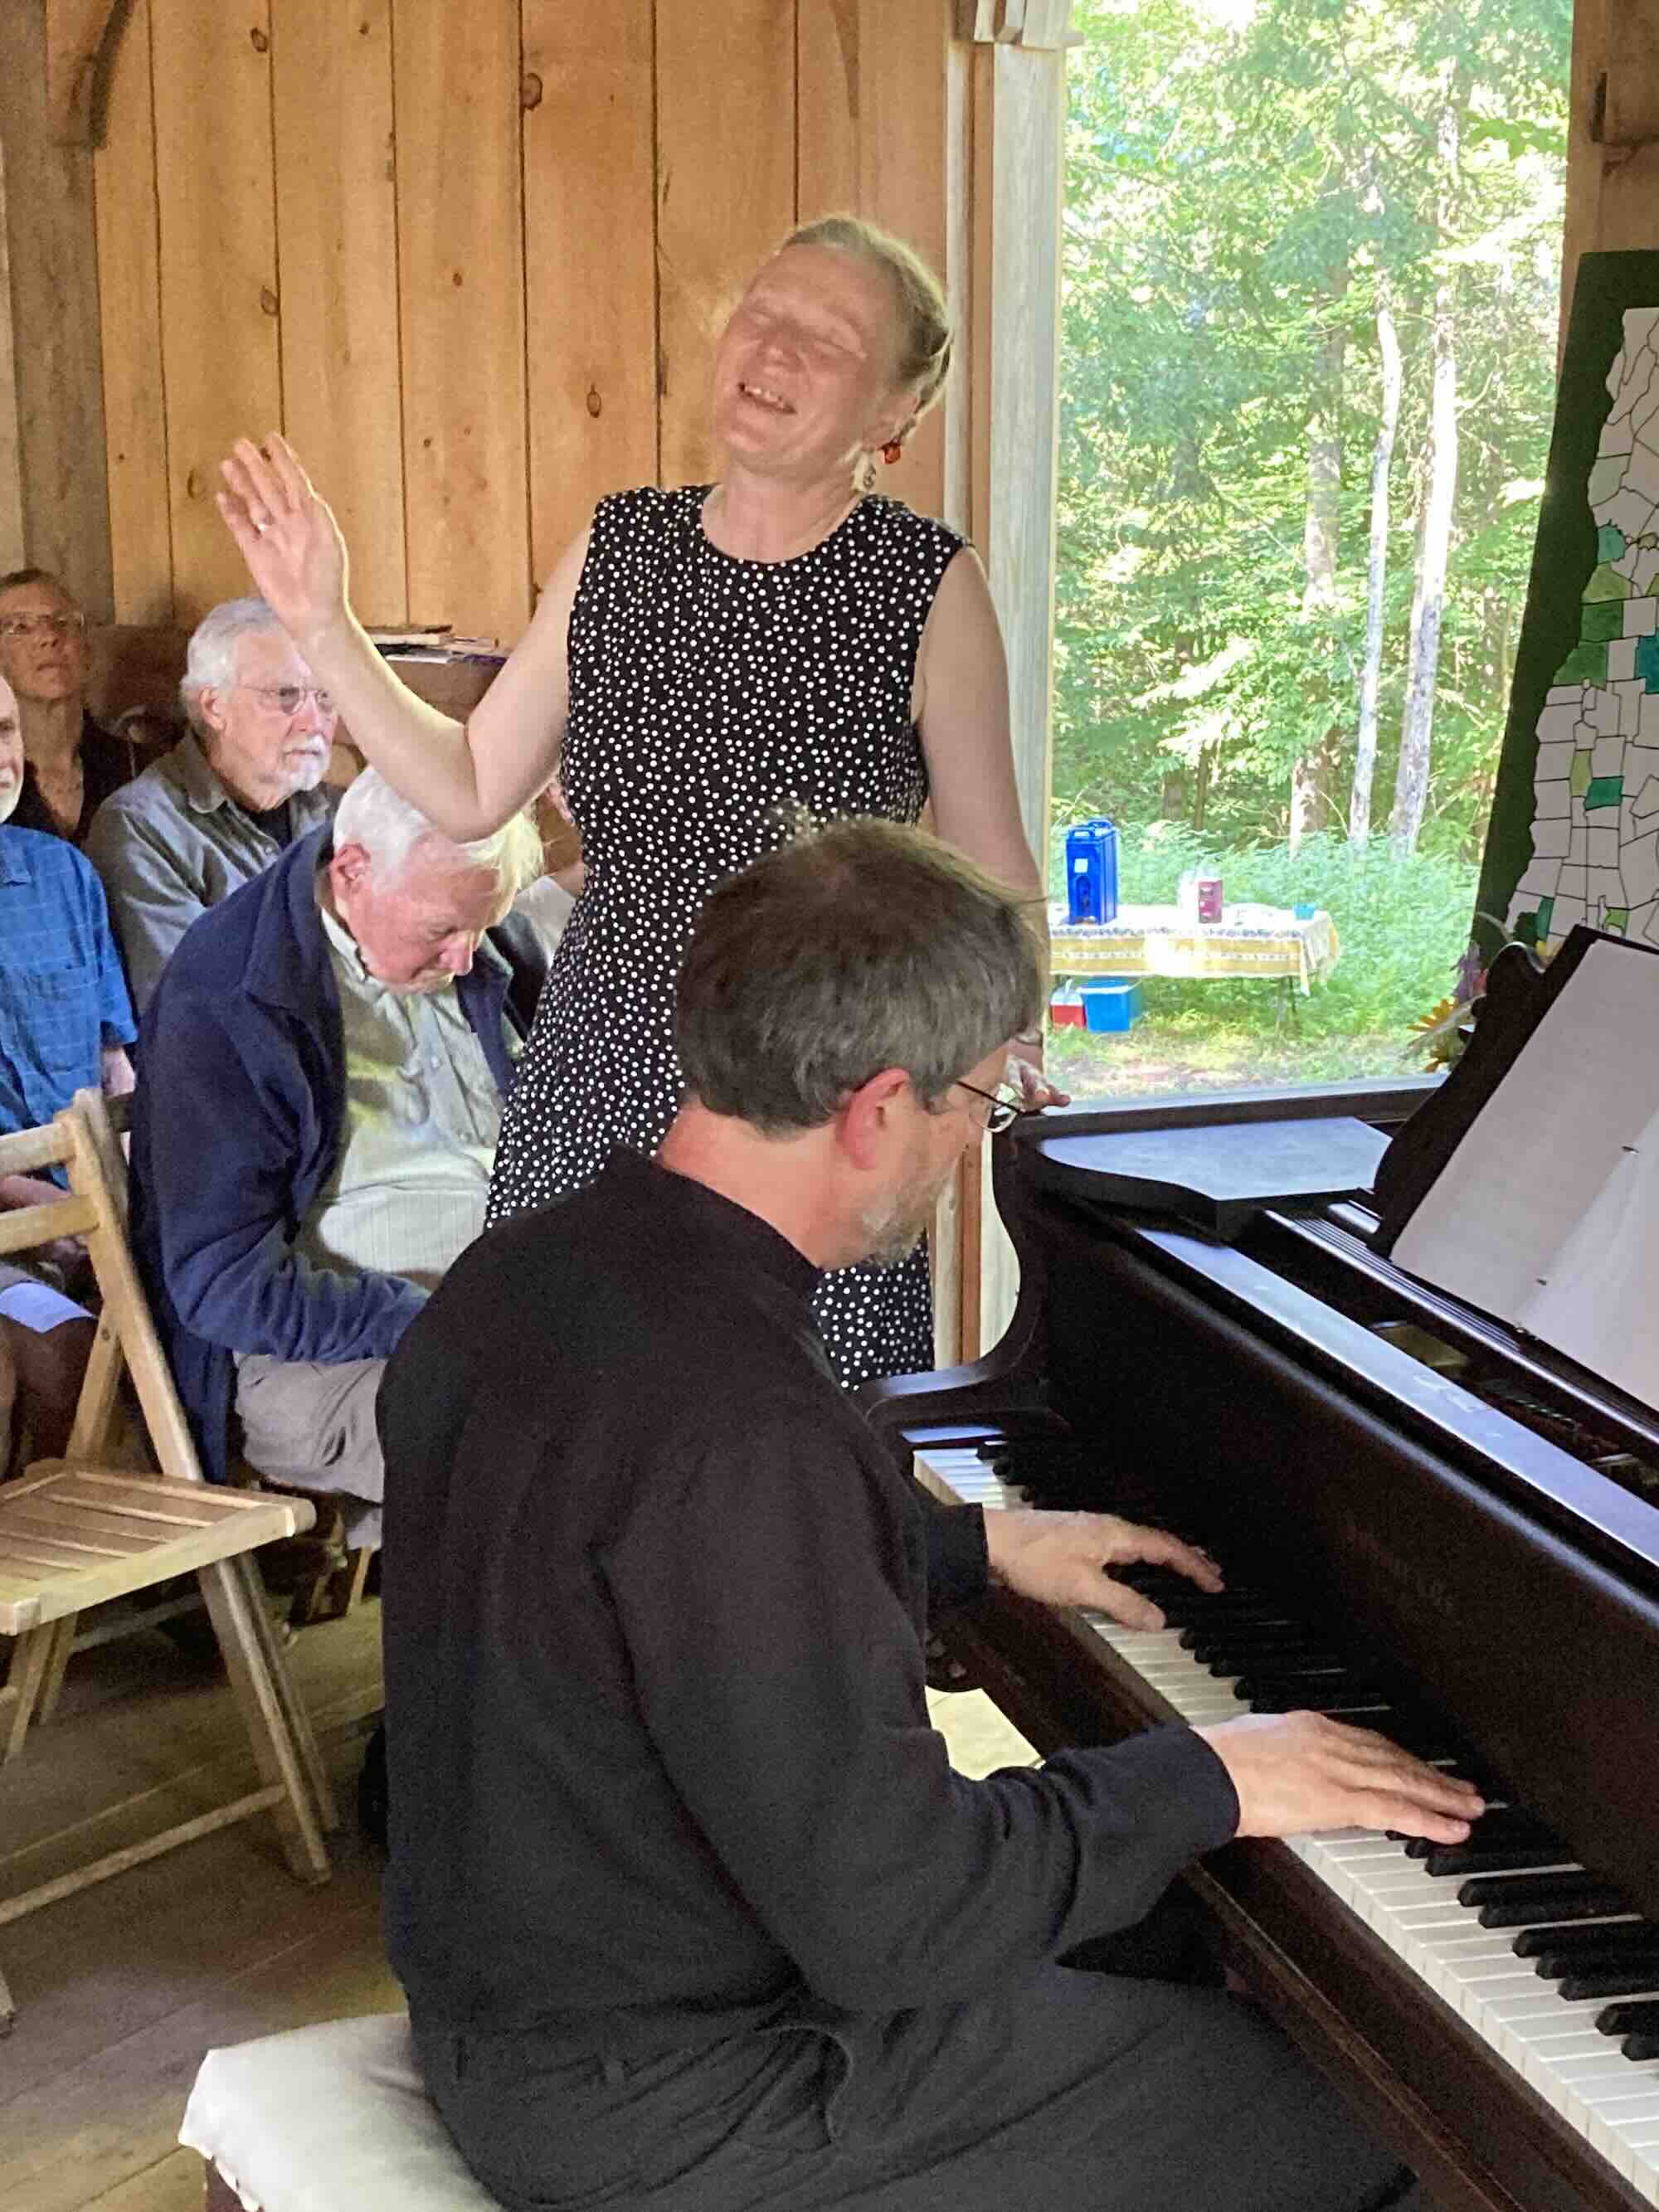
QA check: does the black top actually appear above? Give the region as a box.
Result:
[379,1149,1238,2047]
[11,713,141,846]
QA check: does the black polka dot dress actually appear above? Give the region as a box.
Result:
[485,484,966,1388]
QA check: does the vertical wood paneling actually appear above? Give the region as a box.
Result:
[796,1,952,523]
[394,1,530,641]
[522,0,657,581]
[0,132,25,576]
[151,1,280,622]
[855,0,951,522]
[92,0,171,624]
[656,0,795,489]
[0,0,111,614]
[797,0,859,218]
[273,0,406,626]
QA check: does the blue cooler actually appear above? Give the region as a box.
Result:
[1065,818,1119,925]
[1080,982,1141,1033]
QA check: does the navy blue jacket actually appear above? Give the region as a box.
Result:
[130,827,547,1482]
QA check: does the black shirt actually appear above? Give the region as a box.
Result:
[379,1148,1238,2044]
[12,714,141,847]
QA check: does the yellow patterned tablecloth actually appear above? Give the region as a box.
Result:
[1049,902,1340,995]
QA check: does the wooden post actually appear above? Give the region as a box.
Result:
[1562,0,1659,367]
[948,5,1069,1361]
[0,0,114,615]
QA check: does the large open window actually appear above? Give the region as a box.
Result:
[1047,0,1571,1103]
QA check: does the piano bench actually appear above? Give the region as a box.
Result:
[182,2014,504,2212]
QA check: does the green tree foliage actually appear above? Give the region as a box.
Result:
[1058,0,1570,863]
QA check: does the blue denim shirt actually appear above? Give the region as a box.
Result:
[0,825,135,1135]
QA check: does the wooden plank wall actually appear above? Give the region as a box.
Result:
[17,0,959,636]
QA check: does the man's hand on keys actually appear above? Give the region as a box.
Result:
[1198,1709,1483,1843]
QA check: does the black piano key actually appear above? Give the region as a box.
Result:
[1624,2034,1659,2062]
[1561,1960,1659,2001]
[1514,1918,1651,1959]
[1198,1641,1343,1672]
[1423,1840,1573,1879]
[1462,1871,1629,1927]
[1238,1678,1384,1710]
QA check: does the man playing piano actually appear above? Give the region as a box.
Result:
[379,818,1481,2212]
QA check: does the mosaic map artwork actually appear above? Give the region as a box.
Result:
[1479,255,1659,950]
[1506,311,1659,944]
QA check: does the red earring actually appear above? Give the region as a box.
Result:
[881,439,903,465]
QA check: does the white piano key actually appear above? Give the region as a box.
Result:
[917,1447,1659,2208]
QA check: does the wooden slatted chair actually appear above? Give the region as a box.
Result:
[0,1089,335,2032]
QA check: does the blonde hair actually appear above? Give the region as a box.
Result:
[780,215,953,432]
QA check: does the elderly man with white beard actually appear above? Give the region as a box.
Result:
[0,674,136,1475]
[86,596,339,1012]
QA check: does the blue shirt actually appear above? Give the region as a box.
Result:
[0,824,136,1136]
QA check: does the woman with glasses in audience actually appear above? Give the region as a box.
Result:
[0,568,140,847]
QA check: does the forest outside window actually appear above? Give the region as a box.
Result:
[1046,0,1569,1102]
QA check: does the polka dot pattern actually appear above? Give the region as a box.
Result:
[485,484,965,1386]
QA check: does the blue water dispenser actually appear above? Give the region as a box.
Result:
[1064,818,1119,926]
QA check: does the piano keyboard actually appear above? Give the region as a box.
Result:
[917,1445,1659,2206]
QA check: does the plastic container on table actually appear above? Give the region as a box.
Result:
[1080,982,1141,1033]
[1065,819,1119,926]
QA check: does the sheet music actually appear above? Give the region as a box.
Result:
[1393,938,1659,1404]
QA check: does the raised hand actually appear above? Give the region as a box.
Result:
[1198,1709,1483,1844]
[216,433,350,649]
[982,1505,1222,1628]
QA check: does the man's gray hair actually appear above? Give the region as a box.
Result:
[180,597,287,733]
[333,766,544,896]
[676,816,1046,1135]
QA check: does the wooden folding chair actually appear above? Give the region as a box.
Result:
[0,1090,336,2032]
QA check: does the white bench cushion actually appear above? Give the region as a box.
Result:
[179,2012,503,2212]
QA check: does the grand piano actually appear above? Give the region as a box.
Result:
[862,949,1659,2212]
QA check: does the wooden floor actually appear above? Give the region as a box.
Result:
[0,1597,1034,2212]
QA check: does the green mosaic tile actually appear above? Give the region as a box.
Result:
[1581,598,1625,639]
[1570,751,1593,797]
[1586,563,1632,601]
[1600,523,1629,563]
[1585,774,1624,809]
[1639,634,1659,690]
[1556,641,1609,685]
[1534,897,1554,941]
[1606,907,1630,931]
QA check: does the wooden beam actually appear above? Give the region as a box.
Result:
[1602,0,1659,148]
[0,129,25,575]
[46,0,126,147]
[91,0,171,623]
[0,0,113,615]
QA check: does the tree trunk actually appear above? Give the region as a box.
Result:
[1351,294,1402,845]
[1392,95,1462,853]
[1292,322,1346,853]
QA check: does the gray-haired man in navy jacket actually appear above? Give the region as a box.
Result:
[130,767,546,1539]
